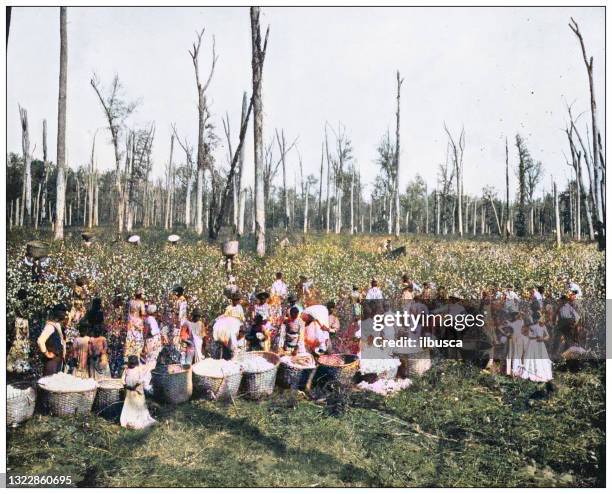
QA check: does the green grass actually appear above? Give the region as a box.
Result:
[7,361,604,487]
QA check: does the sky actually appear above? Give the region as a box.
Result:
[6,6,605,198]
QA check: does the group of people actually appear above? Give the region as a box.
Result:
[7,267,592,427]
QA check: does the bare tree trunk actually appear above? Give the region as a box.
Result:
[394,71,404,237]
[350,166,355,235]
[570,18,603,223]
[251,7,269,257]
[18,106,32,227]
[94,174,99,226]
[303,181,309,234]
[554,181,561,247]
[87,134,96,229]
[236,92,248,236]
[318,142,324,230]
[165,135,175,230]
[54,7,67,240]
[196,168,204,234]
[487,196,502,236]
[325,130,331,234]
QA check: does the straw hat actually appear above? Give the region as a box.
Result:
[128,235,140,244]
[168,234,180,244]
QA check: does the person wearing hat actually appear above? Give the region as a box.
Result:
[37,303,68,376]
[284,293,303,317]
[224,292,246,322]
[326,301,340,336]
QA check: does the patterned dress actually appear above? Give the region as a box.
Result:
[125,299,145,359]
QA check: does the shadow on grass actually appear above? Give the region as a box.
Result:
[150,401,378,487]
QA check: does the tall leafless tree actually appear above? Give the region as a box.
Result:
[394,70,404,237]
[250,7,270,256]
[18,105,32,227]
[189,28,218,236]
[569,17,604,224]
[91,74,137,233]
[54,7,68,240]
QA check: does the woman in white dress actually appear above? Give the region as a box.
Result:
[502,312,528,378]
[523,317,553,382]
[120,355,156,430]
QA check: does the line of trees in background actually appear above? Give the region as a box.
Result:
[7,9,605,254]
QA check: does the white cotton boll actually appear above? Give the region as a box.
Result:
[192,358,242,378]
[240,356,275,373]
[359,357,401,375]
[357,378,412,396]
[38,373,97,392]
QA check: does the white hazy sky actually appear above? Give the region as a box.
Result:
[6,6,605,197]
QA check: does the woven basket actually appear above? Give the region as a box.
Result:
[38,385,97,417]
[193,369,242,401]
[395,349,432,378]
[237,351,280,400]
[93,379,124,412]
[222,240,239,256]
[315,354,359,387]
[152,367,193,404]
[277,362,317,390]
[26,241,49,259]
[7,386,36,425]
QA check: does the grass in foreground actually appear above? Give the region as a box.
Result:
[7,361,605,487]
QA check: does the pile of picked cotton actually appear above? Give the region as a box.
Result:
[192,358,242,378]
[240,356,275,373]
[357,378,412,396]
[7,384,32,399]
[280,353,316,369]
[359,357,401,375]
[38,373,97,392]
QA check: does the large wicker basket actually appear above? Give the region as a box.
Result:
[38,385,97,417]
[7,385,36,425]
[315,354,359,387]
[395,349,432,378]
[193,368,242,402]
[93,379,124,412]
[237,351,280,400]
[152,367,193,404]
[26,241,49,259]
[277,361,317,390]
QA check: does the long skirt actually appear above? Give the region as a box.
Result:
[120,387,156,429]
[522,340,553,382]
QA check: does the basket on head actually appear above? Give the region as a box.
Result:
[167,234,180,244]
[81,231,95,242]
[192,367,242,402]
[151,367,192,404]
[37,383,97,417]
[26,241,49,259]
[236,351,280,400]
[93,379,124,413]
[7,384,36,426]
[315,353,359,387]
[222,240,239,257]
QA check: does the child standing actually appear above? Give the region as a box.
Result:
[120,355,156,430]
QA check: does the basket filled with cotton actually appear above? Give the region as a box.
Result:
[192,358,242,401]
